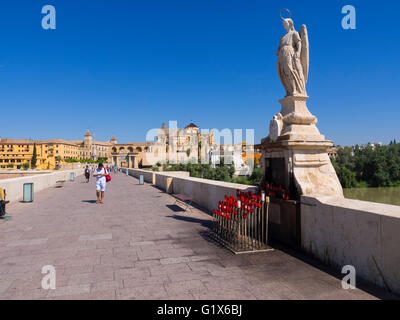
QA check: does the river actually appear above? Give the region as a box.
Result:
[343,187,400,207]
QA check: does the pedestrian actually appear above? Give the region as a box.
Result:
[84,165,90,183]
[93,163,108,204]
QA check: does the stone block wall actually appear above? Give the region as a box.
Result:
[301,196,400,294]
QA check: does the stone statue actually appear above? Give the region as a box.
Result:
[269,113,283,142]
[260,10,343,198]
[277,9,309,97]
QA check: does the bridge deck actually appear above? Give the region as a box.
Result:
[0,173,395,300]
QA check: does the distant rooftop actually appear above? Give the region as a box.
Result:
[185,122,199,129]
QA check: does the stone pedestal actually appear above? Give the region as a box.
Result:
[279,95,322,141]
[261,96,343,198]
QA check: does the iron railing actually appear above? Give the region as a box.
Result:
[212,194,271,253]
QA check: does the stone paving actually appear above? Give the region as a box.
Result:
[0,173,397,300]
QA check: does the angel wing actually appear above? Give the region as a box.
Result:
[300,24,309,84]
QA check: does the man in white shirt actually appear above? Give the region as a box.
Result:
[93,163,107,204]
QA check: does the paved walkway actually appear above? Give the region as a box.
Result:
[0,173,396,300]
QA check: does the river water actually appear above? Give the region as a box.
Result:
[343,187,400,207]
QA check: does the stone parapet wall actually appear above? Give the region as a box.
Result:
[0,168,84,202]
[301,195,400,294]
[125,168,257,211]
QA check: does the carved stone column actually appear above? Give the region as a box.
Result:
[133,156,138,169]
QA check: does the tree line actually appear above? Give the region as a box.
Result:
[154,160,262,186]
[332,141,400,188]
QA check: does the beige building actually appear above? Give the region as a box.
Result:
[0,131,114,170]
[110,141,153,168]
[0,124,218,170]
[0,138,81,170]
[327,147,339,159]
[149,122,215,164]
[75,130,112,160]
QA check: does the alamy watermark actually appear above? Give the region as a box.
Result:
[342,5,356,30]
[144,121,256,174]
[41,265,56,290]
[41,5,56,30]
[341,265,356,289]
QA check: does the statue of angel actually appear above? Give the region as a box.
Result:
[277,9,309,97]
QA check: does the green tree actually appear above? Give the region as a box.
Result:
[332,142,400,188]
[31,144,37,169]
[333,163,357,188]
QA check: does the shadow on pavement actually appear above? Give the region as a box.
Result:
[166,214,213,229]
[82,200,97,204]
[166,204,185,212]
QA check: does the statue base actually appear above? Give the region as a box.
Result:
[260,95,343,198]
[278,95,326,142]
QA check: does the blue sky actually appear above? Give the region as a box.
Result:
[0,0,399,145]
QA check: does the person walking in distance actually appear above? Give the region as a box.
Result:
[84,165,90,183]
[93,163,108,204]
